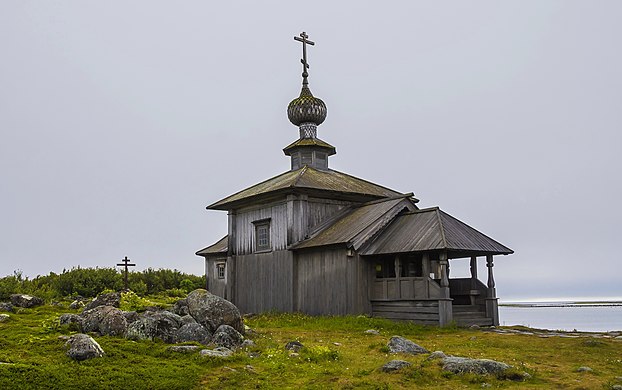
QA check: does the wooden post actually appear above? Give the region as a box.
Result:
[394,255,401,299]
[469,256,478,305]
[438,251,453,327]
[485,255,499,325]
[422,253,430,298]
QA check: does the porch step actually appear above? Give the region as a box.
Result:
[455,317,494,327]
[452,304,485,313]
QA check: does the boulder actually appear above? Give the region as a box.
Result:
[186,289,244,334]
[212,324,244,350]
[65,333,105,361]
[84,292,121,311]
[387,336,429,355]
[364,329,380,335]
[98,308,128,336]
[0,314,10,322]
[381,360,412,372]
[59,313,83,331]
[285,341,304,352]
[175,323,212,344]
[123,311,140,324]
[200,347,233,358]
[426,351,448,360]
[441,356,511,375]
[81,305,117,333]
[172,298,189,316]
[0,302,14,312]
[577,366,593,372]
[180,314,197,326]
[69,300,85,310]
[240,339,256,349]
[10,294,44,308]
[125,311,180,343]
[168,345,200,353]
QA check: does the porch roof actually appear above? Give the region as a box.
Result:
[195,235,228,257]
[359,207,513,257]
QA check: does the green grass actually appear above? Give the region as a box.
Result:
[1,305,621,389]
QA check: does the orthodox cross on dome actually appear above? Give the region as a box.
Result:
[294,32,315,86]
[116,256,136,291]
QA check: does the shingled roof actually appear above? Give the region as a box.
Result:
[359,207,514,257]
[195,235,228,257]
[207,166,404,210]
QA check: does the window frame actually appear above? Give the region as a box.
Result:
[216,263,226,279]
[252,218,271,252]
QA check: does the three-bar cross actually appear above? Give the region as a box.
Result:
[116,256,136,291]
[294,31,315,86]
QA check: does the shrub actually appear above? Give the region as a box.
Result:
[120,291,153,312]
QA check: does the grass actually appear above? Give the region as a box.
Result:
[1,304,621,389]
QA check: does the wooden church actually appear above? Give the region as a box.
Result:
[197,33,513,327]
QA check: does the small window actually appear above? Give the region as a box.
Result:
[301,151,312,166]
[401,255,423,277]
[253,219,271,252]
[216,263,225,279]
[315,152,327,169]
[374,256,396,278]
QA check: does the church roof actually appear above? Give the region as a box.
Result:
[359,207,514,257]
[195,235,228,257]
[291,196,416,250]
[207,166,404,210]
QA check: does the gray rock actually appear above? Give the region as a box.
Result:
[200,347,233,358]
[155,310,183,327]
[65,333,105,361]
[173,298,189,316]
[59,313,83,330]
[241,339,256,348]
[69,300,85,310]
[285,341,304,352]
[123,311,140,324]
[427,351,448,360]
[180,314,197,326]
[387,336,429,355]
[168,345,200,353]
[442,356,511,375]
[364,329,380,335]
[0,314,9,322]
[381,360,411,372]
[81,305,117,333]
[611,385,622,390]
[10,294,44,308]
[125,311,180,343]
[577,366,593,372]
[186,289,244,334]
[84,292,121,311]
[0,302,14,312]
[212,324,244,350]
[175,323,211,344]
[98,308,128,336]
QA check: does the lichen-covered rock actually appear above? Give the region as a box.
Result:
[0,302,14,312]
[577,366,593,372]
[387,336,429,355]
[186,289,244,334]
[381,360,411,372]
[65,333,105,361]
[200,347,233,358]
[212,324,244,350]
[0,314,10,322]
[168,345,199,353]
[69,300,85,310]
[180,314,197,326]
[426,351,448,360]
[173,298,189,316]
[175,323,211,345]
[364,329,380,335]
[285,341,304,352]
[59,313,83,331]
[98,308,128,336]
[441,356,511,375]
[125,311,180,343]
[84,292,121,311]
[123,311,140,324]
[81,305,117,333]
[10,294,44,308]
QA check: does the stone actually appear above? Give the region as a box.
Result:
[10,294,44,308]
[381,360,412,372]
[577,366,592,372]
[427,351,448,360]
[387,336,429,355]
[212,324,244,350]
[186,289,244,334]
[200,347,233,358]
[175,323,212,345]
[442,356,511,375]
[167,345,200,353]
[173,298,189,316]
[84,292,121,311]
[59,313,83,331]
[0,302,14,312]
[364,329,380,335]
[611,385,622,390]
[180,314,197,326]
[0,314,10,322]
[81,305,117,333]
[69,300,85,310]
[98,308,128,336]
[123,311,140,324]
[125,311,180,343]
[65,334,105,361]
[241,339,256,348]
[285,341,304,352]
[470,325,481,330]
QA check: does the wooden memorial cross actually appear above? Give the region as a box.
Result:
[294,31,315,85]
[116,256,136,290]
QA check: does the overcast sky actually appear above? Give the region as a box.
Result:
[1,1,620,300]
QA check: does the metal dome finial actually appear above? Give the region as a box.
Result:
[294,32,314,87]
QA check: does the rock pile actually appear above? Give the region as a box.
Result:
[9,294,44,308]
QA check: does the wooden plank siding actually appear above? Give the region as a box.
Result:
[295,249,372,315]
[307,198,353,231]
[371,300,440,325]
[205,258,227,298]
[232,250,294,314]
[234,202,289,254]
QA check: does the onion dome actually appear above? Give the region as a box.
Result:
[287,85,327,127]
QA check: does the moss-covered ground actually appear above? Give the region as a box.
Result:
[1,304,621,389]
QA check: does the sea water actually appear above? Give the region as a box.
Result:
[499,302,622,332]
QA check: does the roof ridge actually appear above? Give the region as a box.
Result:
[327,168,404,196]
[435,208,448,248]
[291,165,308,188]
[437,210,514,254]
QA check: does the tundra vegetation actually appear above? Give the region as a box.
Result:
[0,271,621,389]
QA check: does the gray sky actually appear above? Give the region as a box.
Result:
[1,1,620,300]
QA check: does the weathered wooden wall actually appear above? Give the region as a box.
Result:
[307,198,352,230]
[232,250,294,314]
[234,202,288,254]
[370,300,440,326]
[295,249,372,315]
[205,258,227,298]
